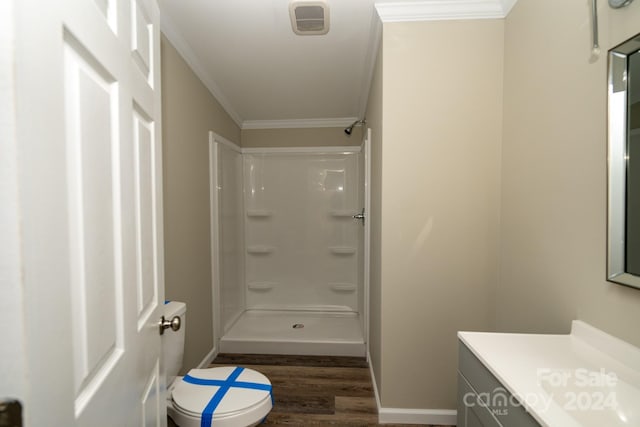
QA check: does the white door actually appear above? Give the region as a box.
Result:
[13,0,165,424]
[0,0,28,415]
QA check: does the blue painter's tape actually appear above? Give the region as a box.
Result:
[183,376,272,392]
[201,367,243,427]
[183,367,273,427]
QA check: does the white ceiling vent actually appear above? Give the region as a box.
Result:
[289,1,330,36]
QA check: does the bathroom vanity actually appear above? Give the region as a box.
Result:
[457,341,539,426]
[457,321,640,427]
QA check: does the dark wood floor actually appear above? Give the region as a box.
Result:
[206,354,453,427]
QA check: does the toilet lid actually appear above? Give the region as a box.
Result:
[171,367,272,421]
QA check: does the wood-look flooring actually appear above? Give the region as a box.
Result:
[205,353,454,427]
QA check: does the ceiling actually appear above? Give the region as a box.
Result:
[157,0,517,129]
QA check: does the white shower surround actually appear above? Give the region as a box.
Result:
[213,141,245,333]
[220,310,365,357]
[209,132,367,357]
[243,150,361,312]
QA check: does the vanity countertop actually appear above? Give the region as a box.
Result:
[458,321,640,427]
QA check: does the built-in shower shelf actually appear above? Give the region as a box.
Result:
[246,209,273,218]
[329,246,356,255]
[330,210,355,218]
[246,245,275,254]
[329,283,357,292]
[247,282,276,291]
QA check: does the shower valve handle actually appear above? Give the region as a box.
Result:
[353,209,365,224]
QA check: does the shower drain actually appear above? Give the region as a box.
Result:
[292,323,304,329]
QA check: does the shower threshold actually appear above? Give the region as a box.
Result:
[219,310,366,357]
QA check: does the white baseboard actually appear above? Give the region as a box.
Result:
[367,351,383,416]
[196,346,218,368]
[367,351,458,425]
[379,408,457,425]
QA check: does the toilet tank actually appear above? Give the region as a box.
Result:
[162,301,186,382]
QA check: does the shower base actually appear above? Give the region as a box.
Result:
[219,310,365,357]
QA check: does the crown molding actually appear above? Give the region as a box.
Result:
[374,0,519,22]
[501,0,519,15]
[160,13,244,127]
[241,117,359,130]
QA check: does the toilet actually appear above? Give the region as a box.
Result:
[163,301,273,427]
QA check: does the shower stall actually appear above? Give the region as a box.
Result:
[209,132,369,357]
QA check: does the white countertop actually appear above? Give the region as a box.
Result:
[458,321,640,427]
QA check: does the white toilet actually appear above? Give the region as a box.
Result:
[163,301,273,427]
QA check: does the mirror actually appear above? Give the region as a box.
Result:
[608,34,640,289]
[609,0,635,8]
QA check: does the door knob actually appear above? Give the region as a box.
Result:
[0,399,22,427]
[159,315,181,335]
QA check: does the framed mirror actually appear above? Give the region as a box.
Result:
[608,34,640,289]
[609,0,635,8]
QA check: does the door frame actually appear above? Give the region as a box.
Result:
[0,0,28,415]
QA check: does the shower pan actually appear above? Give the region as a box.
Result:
[209,132,370,357]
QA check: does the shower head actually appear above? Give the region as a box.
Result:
[344,119,366,136]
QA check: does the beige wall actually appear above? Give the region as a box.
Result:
[497,0,640,347]
[241,126,362,147]
[379,20,504,408]
[365,39,383,397]
[161,35,241,372]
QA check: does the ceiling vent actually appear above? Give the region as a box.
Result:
[289,1,330,36]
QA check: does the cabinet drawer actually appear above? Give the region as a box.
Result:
[458,341,540,427]
[458,373,503,427]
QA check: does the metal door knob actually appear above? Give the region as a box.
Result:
[159,315,181,335]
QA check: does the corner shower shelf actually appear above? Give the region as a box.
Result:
[247,282,276,291]
[246,209,273,218]
[330,210,356,218]
[246,245,275,255]
[329,246,356,255]
[329,283,357,292]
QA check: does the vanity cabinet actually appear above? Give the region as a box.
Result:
[457,341,540,427]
